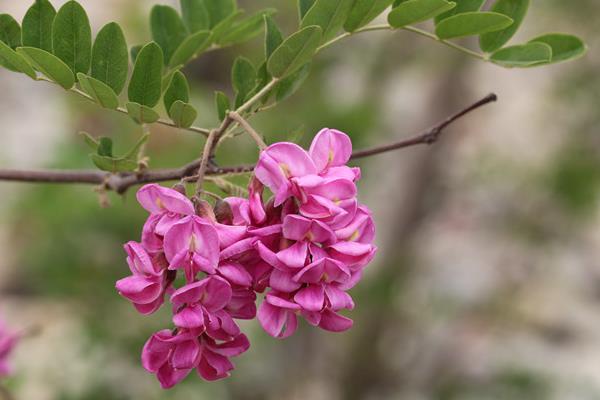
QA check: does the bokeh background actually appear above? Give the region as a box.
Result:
[0,0,599,399]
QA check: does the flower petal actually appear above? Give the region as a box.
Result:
[309,128,352,172]
[137,184,194,215]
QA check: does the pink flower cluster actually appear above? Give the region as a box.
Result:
[116,129,376,388]
[0,318,19,379]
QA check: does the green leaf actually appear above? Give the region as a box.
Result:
[97,136,113,157]
[22,0,57,52]
[204,0,236,28]
[480,0,529,53]
[80,131,99,151]
[180,0,210,33]
[435,12,513,39]
[528,33,587,64]
[77,73,119,109]
[267,25,322,78]
[17,46,74,88]
[91,22,128,94]
[130,45,142,63]
[0,14,21,49]
[126,102,160,124]
[344,0,394,32]
[275,63,311,102]
[169,30,210,67]
[232,56,257,107]
[435,0,484,23]
[298,0,317,20]
[301,0,353,43]
[490,42,551,67]
[219,9,277,46]
[91,154,139,173]
[150,5,188,66]
[215,91,230,120]
[209,10,242,44]
[388,0,456,28]
[52,1,92,75]
[264,14,283,59]
[0,41,37,78]
[169,100,197,128]
[164,71,190,114]
[128,42,163,107]
[88,133,151,172]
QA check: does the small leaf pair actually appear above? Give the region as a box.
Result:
[81,132,149,173]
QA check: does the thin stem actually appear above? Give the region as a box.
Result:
[228,111,267,150]
[316,23,486,61]
[236,78,280,115]
[37,77,211,136]
[351,93,497,159]
[401,25,487,61]
[195,130,217,197]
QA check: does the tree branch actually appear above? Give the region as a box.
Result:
[0,93,496,193]
[351,93,497,159]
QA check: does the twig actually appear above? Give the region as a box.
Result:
[351,93,497,159]
[194,130,218,198]
[228,111,267,150]
[0,94,496,191]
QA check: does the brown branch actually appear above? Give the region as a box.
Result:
[350,93,497,159]
[0,93,496,193]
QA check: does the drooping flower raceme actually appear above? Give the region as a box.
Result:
[116,128,376,388]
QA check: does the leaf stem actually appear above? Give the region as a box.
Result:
[228,111,267,150]
[37,77,211,136]
[317,24,487,62]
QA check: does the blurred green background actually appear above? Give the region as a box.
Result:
[0,0,599,399]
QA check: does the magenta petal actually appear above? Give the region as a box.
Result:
[210,333,250,357]
[325,285,354,311]
[116,275,162,304]
[269,269,302,292]
[171,339,201,370]
[265,292,301,310]
[294,285,325,312]
[197,351,234,381]
[218,262,253,287]
[137,184,194,216]
[134,296,164,315]
[214,223,247,249]
[276,241,308,269]
[221,237,257,260]
[282,214,311,241]
[255,241,285,270]
[257,301,288,338]
[156,362,191,389]
[318,309,353,332]
[309,128,352,172]
[173,306,205,329]
[124,241,159,276]
[224,197,251,225]
[203,276,233,312]
[171,280,207,305]
[141,330,173,372]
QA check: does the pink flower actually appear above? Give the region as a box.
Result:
[116,242,170,315]
[163,216,220,281]
[0,319,19,378]
[309,128,352,173]
[257,291,300,339]
[170,276,238,340]
[142,328,250,387]
[137,185,195,250]
[254,143,317,206]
